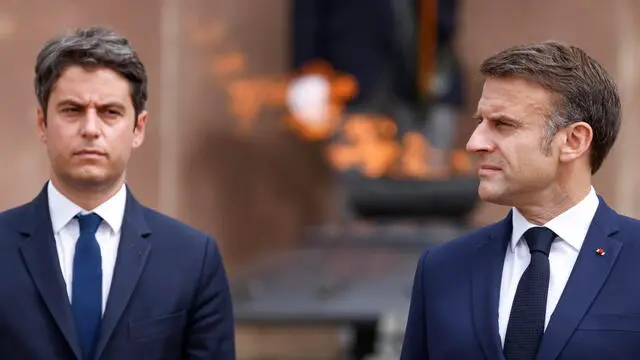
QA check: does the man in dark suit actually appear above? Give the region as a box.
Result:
[401,41,640,359]
[0,27,235,359]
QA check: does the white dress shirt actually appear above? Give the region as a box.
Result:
[47,181,127,314]
[498,186,599,346]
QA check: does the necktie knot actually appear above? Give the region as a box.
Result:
[524,226,556,257]
[76,213,102,235]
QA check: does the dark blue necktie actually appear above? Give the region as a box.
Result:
[503,226,556,360]
[72,213,103,360]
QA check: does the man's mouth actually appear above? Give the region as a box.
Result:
[74,149,106,157]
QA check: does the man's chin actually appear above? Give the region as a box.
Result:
[477,182,509,205]
[64,170,115,189]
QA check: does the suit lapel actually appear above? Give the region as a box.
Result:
[536,198,621,360]
[95,192,151,359]
[18,186,82,360]
[472,212,511,360]
[94,191,151,360]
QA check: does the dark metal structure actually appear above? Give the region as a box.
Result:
[230,176,479,359]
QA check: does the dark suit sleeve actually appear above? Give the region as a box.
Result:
[400,250,429,360]
[184,237,235,359]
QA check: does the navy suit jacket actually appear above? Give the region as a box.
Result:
[401,197,640,359]
[0,185,235,360]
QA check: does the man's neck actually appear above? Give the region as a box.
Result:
[50,176,125,211]
[515,183,592,225]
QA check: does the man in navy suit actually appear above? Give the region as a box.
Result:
[0,27,235,359]
[401,40,640,359]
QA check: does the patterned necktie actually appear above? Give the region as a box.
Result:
[72,212,103,360]
[503,226,556,360]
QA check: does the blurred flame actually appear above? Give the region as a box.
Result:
[327,115,400,178]
[283,61,358,141]
[187,23,472,179]
[226,79,263,133]
[263,78,289,106]
[397,132,430,178]
[451,149,474,174]
[226,77,286,134]
[210,52,246,78]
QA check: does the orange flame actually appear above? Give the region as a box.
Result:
[183,16,473,179]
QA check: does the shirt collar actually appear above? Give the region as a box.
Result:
[510,186,599,252]
[47,180,127,234]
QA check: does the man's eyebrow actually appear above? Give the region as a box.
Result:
[54,99,126,110]
[98,102,126,110]
[487,113,519,122]
[55,99,84,107]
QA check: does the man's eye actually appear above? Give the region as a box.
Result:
[62,108,80,113]
[103,109,121,116]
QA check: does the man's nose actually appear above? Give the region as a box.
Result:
[80,109,101,138]
[466,124,494,153]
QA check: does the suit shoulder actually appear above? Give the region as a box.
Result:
[614,213,640,233]
[140,206,216,245]
[0,202,33,227]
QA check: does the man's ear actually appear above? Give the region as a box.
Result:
[132,110,147,148]
[559,121,592,164]
[37,107,47,143]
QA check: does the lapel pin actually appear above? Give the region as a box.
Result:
[595,248,606,256]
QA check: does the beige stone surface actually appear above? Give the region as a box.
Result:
[236,324,345,360]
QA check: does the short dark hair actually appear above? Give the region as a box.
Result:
[480,40,620,174]
[34,26,148,119]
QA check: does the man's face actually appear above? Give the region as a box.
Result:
[37,65,147,191]
[466,77,561,206]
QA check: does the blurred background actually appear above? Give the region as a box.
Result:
[2,0,640,359]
